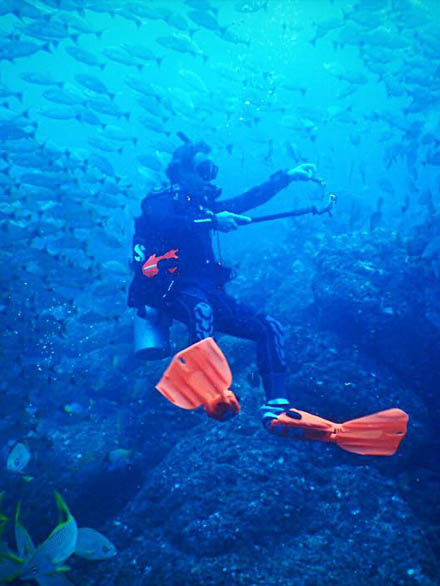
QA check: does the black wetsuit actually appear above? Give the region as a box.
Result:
[128,171,293,401]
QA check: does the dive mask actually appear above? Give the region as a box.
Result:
[193,152,218,181]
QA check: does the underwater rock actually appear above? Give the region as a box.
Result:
[77,413,438,586]
[312,232,440,405]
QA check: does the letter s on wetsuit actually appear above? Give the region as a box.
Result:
[127,171,293,402]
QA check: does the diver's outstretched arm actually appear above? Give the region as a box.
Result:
[213,163,319,214]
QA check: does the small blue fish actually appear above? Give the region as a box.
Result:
[7,443,31,473]
[75,528,117,560]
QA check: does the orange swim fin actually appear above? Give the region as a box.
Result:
[157,338,408,453]
[156,337,240,421]
[270,408,409,456]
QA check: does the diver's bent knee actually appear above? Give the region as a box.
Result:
[262,315,286,365]
[193,301,214,340]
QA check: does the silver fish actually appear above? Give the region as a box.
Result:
[75,74,115,100]
[156,33,204,58]
[42,88,86,107]
[21,72,64,88]
[102,46,143,69]
[123,43,162,66]
[87,97,129,120]
[7,442,31,473]
[0,41,51,61]
[65,45,105,69]
[88,136,124,154]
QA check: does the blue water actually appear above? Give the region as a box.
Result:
[1,1,439,584]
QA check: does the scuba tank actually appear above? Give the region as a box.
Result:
[134,305,172,360]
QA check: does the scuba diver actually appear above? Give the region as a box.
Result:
[128,133,317,425]
[128,134,408,455]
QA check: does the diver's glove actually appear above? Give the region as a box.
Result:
[287,163,318,182]
[260,398,291,429]
[214,211,252,232]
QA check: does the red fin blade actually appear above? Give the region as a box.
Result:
[336,409,409,456]
[156,338,232,410]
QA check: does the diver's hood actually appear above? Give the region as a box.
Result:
[166,132,219,188]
